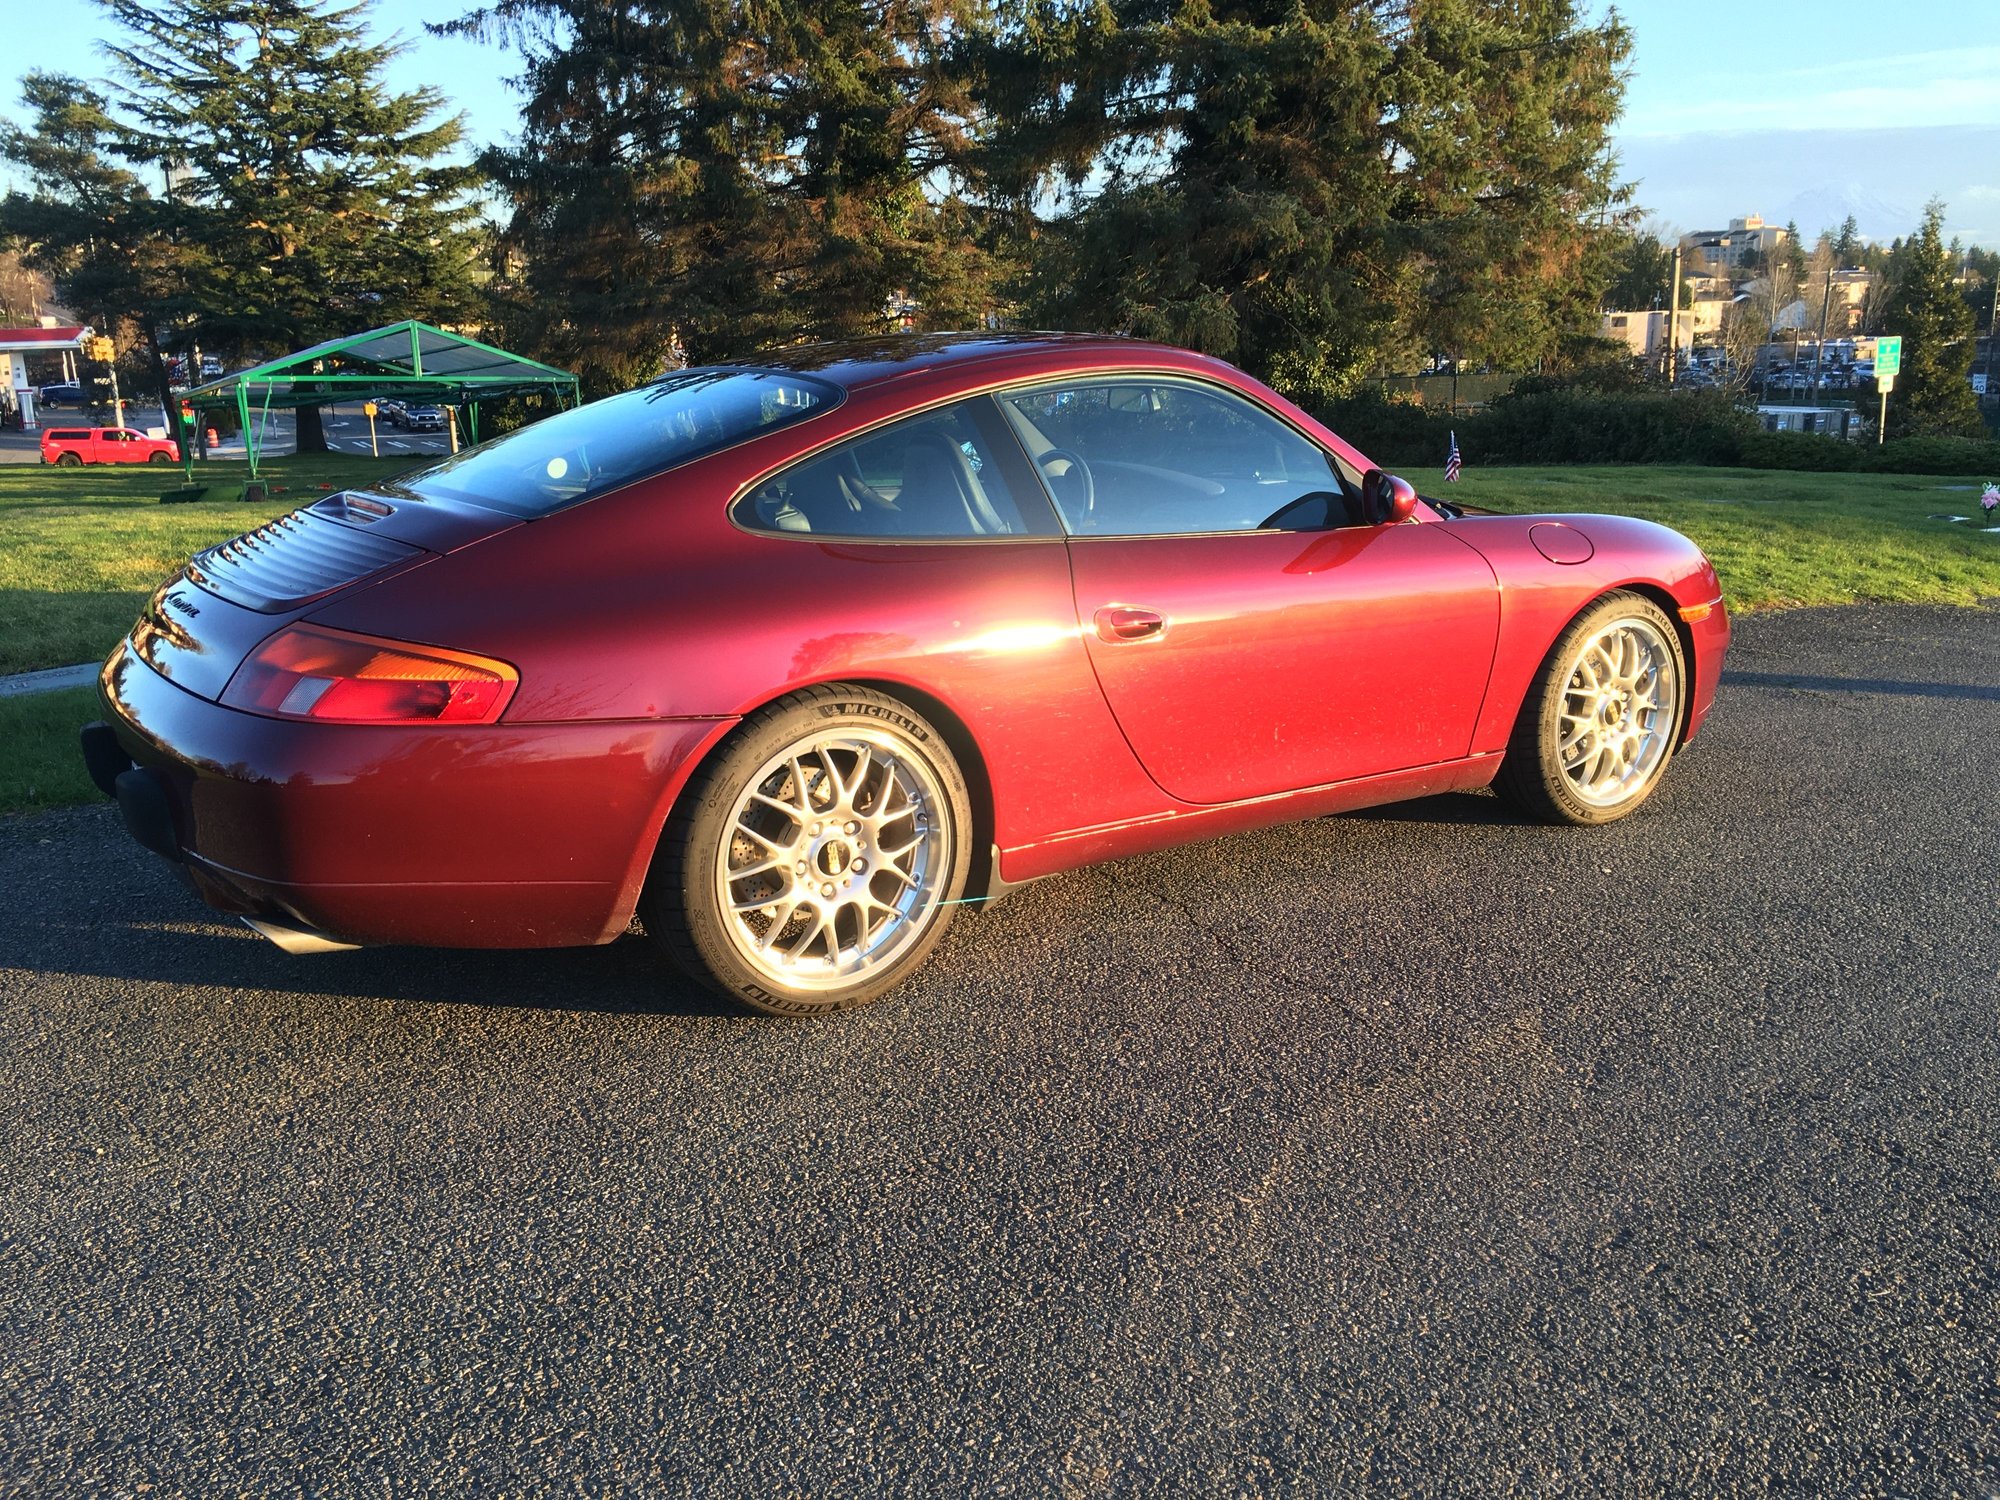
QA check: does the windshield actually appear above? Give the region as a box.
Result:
[381,368,842,518]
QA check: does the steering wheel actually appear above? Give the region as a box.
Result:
[1036,447,1095,519]
[1255,490,1345,532]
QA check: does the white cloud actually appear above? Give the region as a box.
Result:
[1622,50,2000,137]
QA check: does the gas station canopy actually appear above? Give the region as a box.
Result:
[181,319,581,473]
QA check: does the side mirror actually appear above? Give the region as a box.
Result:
[1361,469,1419,525]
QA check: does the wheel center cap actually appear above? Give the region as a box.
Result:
[813,839,853,877]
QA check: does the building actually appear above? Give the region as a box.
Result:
[1680,216,1791,278]
[1,321,87,427]
[1600,297,1728,359]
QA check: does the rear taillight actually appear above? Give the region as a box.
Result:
[222,623,518,725]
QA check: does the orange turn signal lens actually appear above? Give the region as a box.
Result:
[1677,600,1717,624]
[223,623,518,725]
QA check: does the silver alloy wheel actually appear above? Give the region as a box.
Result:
[1556,615,1680,808]
[715,729,950,992]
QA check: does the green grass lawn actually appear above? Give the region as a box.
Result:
[1399,464,2000,611]
[0,686,102,815]
[0,453,423,677]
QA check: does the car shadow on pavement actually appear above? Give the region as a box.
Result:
[83,915,744,1018]
[1721,670,2000,701]
[1339,790,1522,828]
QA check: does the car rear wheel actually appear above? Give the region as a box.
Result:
[642,684,973,1015]
[55,452,81,467]
[1495,590,1687,826]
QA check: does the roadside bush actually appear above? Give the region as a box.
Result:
[1736,430,1859,471]
[1313,387,1455,468]
[1858,435,2000,476]
[1475,389,1753,466]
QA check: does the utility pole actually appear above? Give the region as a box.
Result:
[1986,276,1999,421]
[1665,244,1683,384]
[1811,263,1833,402]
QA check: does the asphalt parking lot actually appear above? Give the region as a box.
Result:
[3,603,1996,1494]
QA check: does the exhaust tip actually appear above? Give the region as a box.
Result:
[239,916,361,956]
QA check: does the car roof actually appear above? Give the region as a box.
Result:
[708,331,1239,398]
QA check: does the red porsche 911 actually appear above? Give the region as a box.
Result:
[83,334,1728,1014]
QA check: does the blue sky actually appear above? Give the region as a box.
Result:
[11,0,2000,245]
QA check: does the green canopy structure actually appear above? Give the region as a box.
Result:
[180,319,581,477]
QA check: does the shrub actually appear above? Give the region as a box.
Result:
[1736,430,1859,471]
[1475,389,1754,466]
[1313,387,1456,469]
[1857,435,2000,476]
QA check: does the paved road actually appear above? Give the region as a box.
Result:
[3,604,1996,1495]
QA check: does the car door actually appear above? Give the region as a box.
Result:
[995,377,1499,806]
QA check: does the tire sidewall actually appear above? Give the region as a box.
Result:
[656,688,974,1015]
[1528,593,1687,826]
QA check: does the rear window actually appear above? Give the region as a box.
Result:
[380,368,842,519]
[45,430,88,441]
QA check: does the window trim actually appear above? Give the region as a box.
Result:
[728,393,1064,545]
[989,372,1366,541]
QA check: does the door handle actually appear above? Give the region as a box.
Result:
[1094,606,1167,643]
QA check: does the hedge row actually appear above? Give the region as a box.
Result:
[1313,388,2000,476]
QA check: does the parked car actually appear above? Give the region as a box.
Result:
[82,334,1730,1015]
[37,383,84,407]
[396,404,447,432]
[374,399,406,422]
[41,426,178,466]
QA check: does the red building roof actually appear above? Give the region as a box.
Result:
[0,326,86,352]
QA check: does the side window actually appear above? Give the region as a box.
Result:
[996,379,1357,536]
[736,397,1053,539]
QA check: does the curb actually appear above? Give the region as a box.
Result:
[0,663,97,700]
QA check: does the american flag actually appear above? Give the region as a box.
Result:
[1444,431,1462,484]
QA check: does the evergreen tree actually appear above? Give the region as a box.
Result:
[449,0,1007,394]
[0,72,197,450]
[1601,227,1676,310]
[1833,213,1860,265]
[982,0,1630,400]
[1881,201,1983,439]
[93,0,483,449]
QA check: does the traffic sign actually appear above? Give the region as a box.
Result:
[363,401,378,417]
[1875,336,1902,379]
[1877,372,1895,392]
[1974,373,1988,395]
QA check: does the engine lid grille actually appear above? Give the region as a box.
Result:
[185,507,423,612]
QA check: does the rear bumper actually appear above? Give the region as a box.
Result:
[92,643,735,948]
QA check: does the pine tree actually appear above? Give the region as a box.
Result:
[1881,201,1983,440]
[96,0,486,449]
[1833,214,1860,266]
[0,72,197,451]
[450,0,1008,393]
[983,0,1630,401]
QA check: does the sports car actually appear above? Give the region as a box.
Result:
[82,334,1729,1015]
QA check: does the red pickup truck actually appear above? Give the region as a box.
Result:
[41,426,179,466]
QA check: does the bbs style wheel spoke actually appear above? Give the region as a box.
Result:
[1554,616,1681,809]
[715,728,951,991]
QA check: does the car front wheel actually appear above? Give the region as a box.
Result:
[642,684,973,1015]
[1495,590,1688,826]
[148,451,171,464]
